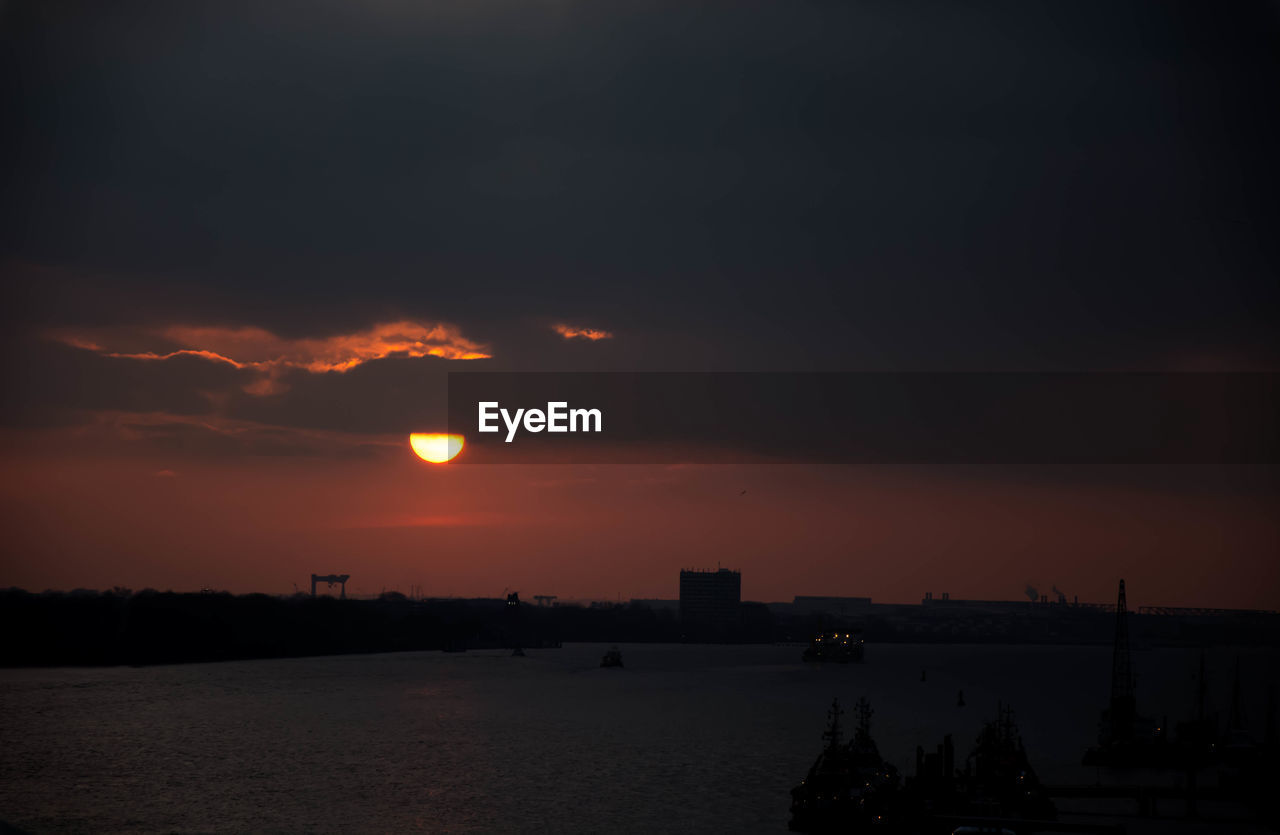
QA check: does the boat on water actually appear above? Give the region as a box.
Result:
[600,646,624,668]
[789,698,899,832]
[905,702,1056,827]
[802,630,864,663]
[790,700,1056,832]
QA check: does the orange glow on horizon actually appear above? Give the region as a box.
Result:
[409,433,465,464]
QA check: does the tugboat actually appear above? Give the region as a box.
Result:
[962,703,1056,821]
[905,702,1056,829]
[789,698,899,832]
[802,630,865,663]
[600,646,624,668]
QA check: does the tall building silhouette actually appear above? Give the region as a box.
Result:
[679,568,741,627]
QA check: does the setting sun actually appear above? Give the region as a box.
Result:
[409,433,464,463]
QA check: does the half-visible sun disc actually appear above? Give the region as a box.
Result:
[409,433,464,463]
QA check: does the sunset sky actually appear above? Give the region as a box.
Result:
[2,1,1277,607]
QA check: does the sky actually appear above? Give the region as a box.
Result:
[1,0,1278,606]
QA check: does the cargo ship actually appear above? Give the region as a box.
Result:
[802,630,864,663]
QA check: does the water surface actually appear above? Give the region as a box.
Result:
[2,643,1274,832]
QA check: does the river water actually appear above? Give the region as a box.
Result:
[1,643,1275,833]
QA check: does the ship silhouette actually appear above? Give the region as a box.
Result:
[802,630,865,663]
[789,697,899,831]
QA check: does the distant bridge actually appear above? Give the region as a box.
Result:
[1137,605,1279,617]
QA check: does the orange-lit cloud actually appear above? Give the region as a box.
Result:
[55,333,249,368]
[157,321,491,371]
[552,323,613,341]
[103,348,248,368]
[52,320,491,394]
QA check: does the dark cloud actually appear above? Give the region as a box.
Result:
[2,0,1278,374]
[221,354,458,435]
[0,333,466,439]
[0,339,247,427]
[105,417,389,459]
